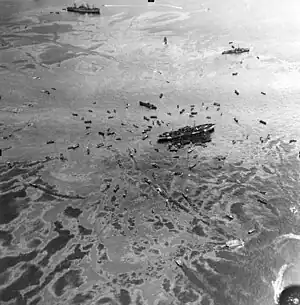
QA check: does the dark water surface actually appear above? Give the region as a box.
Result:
[1,137,300,305]
[2,0,300,304]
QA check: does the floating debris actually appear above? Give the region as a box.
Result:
[225,239,244,249]
[113,184,120,193]
[144,116,150,121]
[257,198,267,205]
[234,117,239,124]
[174,171,183,176]
[232,72,238,76]
[150,115,157,119]
[68,144,79,150]
[189,163,197,170]
[159,93,163,98]
[225,214,234,221]
[248,228,256,234]
[98,131,105,137]
[259,120,267,125]
[167,112,172,116]
[175,259,183,267]
[289,139,297,144]
[163,37,167,45]
[261,91,266,95]
[180,109,185,114]
[84,120,92,124]
[96,143,104,148]
[234,89,239,95]
[72,113,78,116]
[59,153,67,161]
[213,102,220,107]
[222,47,249,55]
[139,101,157,110]
[46,140,55,144]
[41,89,50,95]
[191,111,198,115]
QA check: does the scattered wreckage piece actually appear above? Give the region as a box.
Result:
[259,120,267,125]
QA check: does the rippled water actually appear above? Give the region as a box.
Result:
[1,137,300,305]
[2,0,300,304]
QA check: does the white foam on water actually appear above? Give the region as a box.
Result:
[275,233,300,245]
[272,263,290,304]
[271,234,300,303]
[103,4,183,9]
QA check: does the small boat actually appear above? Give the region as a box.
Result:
[139,101,157,110]
[222,47,249,55]
[157,123,215,144]
[66,4,100,14]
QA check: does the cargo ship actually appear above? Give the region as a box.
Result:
[222,47,249,55]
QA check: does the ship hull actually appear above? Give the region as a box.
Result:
[66,7,100,14]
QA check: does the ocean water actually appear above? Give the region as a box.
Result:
[2,0,300,304]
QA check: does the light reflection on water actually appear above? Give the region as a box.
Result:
[1,0,300,303]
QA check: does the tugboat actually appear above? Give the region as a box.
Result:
[157,123,215,144]
[66,3,100,14]
[222,47,249,55]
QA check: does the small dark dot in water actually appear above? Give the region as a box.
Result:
[64,206,83,218]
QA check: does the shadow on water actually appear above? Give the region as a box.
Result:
[0,137,300,304]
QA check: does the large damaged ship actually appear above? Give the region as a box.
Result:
[157,123,215,145]
[66,4,100,14]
